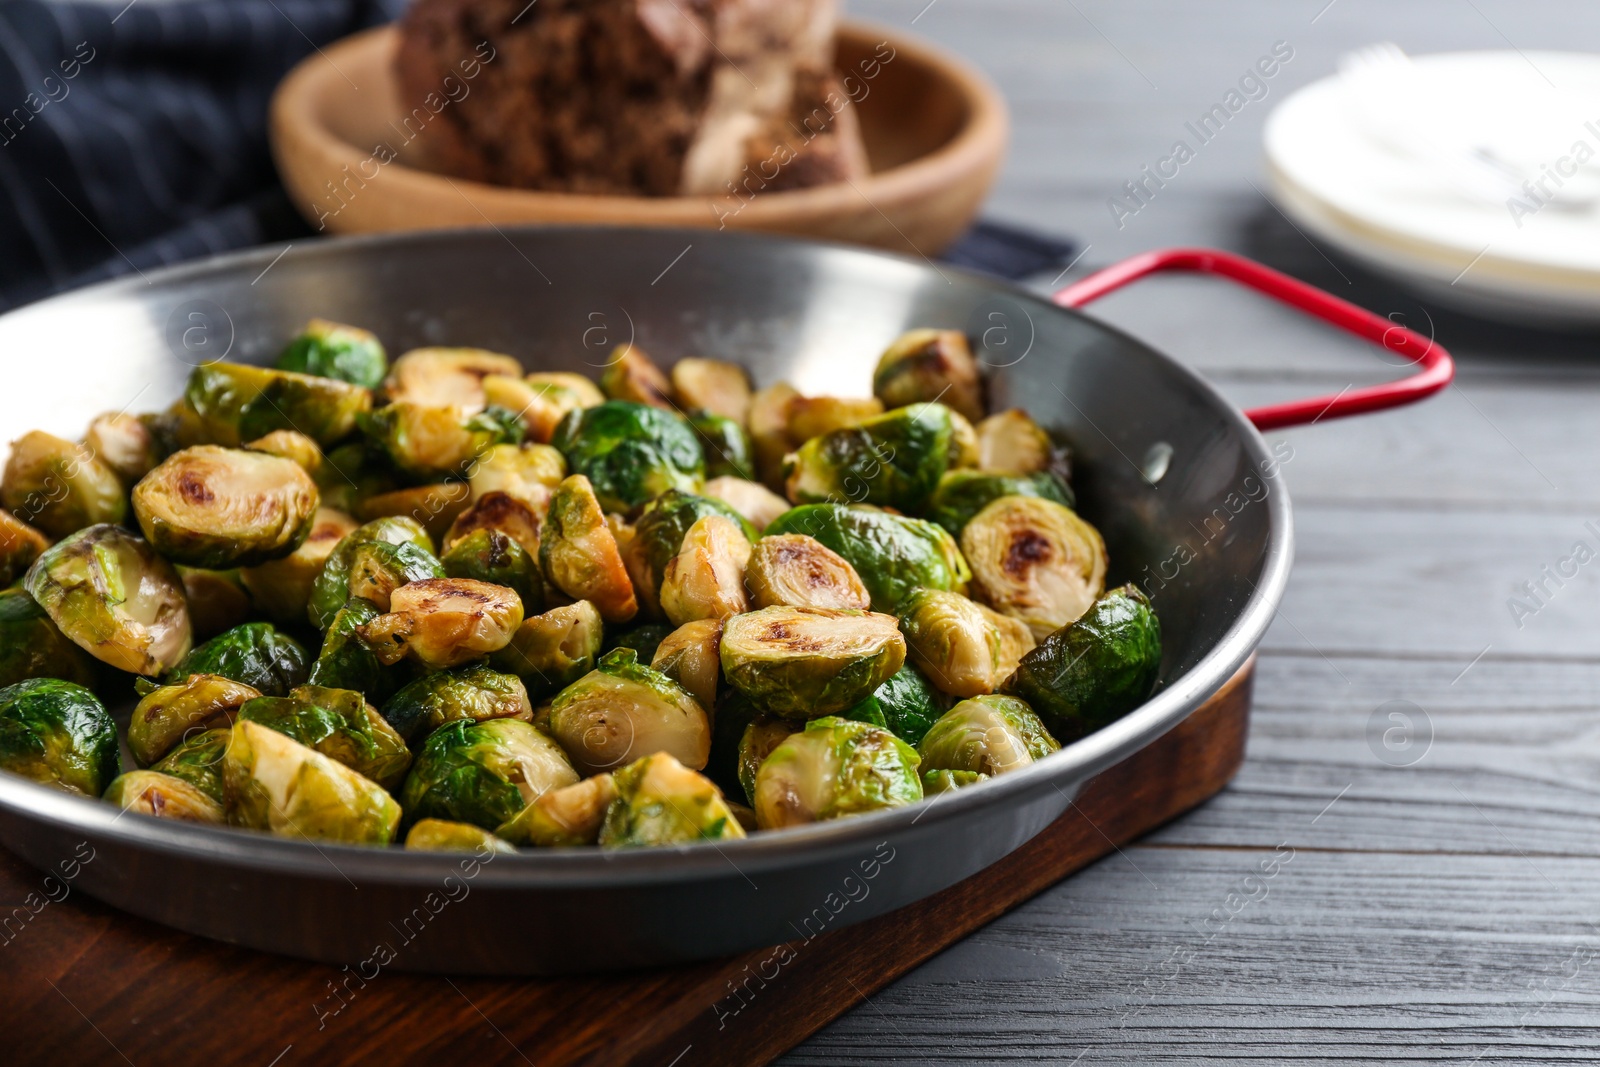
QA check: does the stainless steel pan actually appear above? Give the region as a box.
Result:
[0,228,1450,974]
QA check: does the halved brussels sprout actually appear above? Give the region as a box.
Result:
[923,768,987,794]
[547,647,711,775]
[240,506,359,624]
[650,618,723,712]
[358,577,524,670]
[238,684,412,791]
[306,597,393,698]
[659,514,752,627]
[787,395,885,443]
[178,566,253,639]
[167,621,310,695]
[382,347,523,411]
[400,717,578,831]
[85,411,161,482]
[306,515,433,629]
[0,679,118,796]
[688,410,755,482]
[24,524,192,676]
[608,622,673,664]
[599,751,745,848]
[0,588,97,690]
[132,446,319,568]
[737,717,794,805]
[442,528,542,614]
[752,716,922,829]
[360,401,524,478]
[839,662,944,747]
[445,490,541,554]
[703,476,789,532]
[1002,584,1162,740]
[490,600,605,702]
[539,475,637,623]
[976,409,1059,474]
[872,328,985,422]
[0,508,49,586]
[748,382,800,488]
[150,726,230,803]
[520,372,605,443]
[405,818,516,853]
[381,664,532,743]
[356,481,472,545]
[496,773,616,847]
[224,719,401,845]
[185,361,372,447]
[276,319,387,389]
[918,694,1058,776]
[631,490,757,605]
[720,606,905,720]
[962,496,1107,640]
[103,770,224,823]
[1,430,127,538]
[897,588,1035,699]
[128,673,261,766]
[926,470,1074,537]
[349,538,441,614]
[466,442,565,508]
[947,409,980,469]
[785,403,953,512]
[551,401,704,512]
[244,429,324,476]
[746,533,870,611]
[671,358,752,423]
[314,441,402,515]
[599,344,674,409]
[763,504,969,612]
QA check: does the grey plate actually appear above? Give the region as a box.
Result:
[0,227,1291,974]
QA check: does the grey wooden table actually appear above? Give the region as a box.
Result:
[786,1,1600,1062]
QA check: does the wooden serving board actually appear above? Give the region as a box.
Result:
[0,660,1252,1067]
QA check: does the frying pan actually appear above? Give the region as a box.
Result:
[0,229,1450,974]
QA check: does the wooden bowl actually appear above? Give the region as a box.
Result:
[269,22,1008,255]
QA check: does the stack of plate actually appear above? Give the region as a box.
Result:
[1265,49,1600,326]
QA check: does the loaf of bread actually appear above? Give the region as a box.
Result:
[395,0,869,197]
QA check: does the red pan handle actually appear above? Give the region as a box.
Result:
[1052,247,1454,431]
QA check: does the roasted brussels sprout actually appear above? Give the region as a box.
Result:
[128,673,261,766]
[0,588,97,690]
[359,401,524,478]
[688,410,756,482]
[382,347,522,410]
[306,597,390,697]
[650,618,723,712]
[306,515,433,629]
[721,606,905,720]
[659,514,752,626]
[736,717,794,805]
[466,442,565,507]
[786,403,954,511]
[519,372,605,443]
[167,621,310,695]
[897,588,1034,699]
[224,719,401,845]
[381,664,533,743]
[24,524,192,676]
[926,470,1074,537]
[244,429,324,476]
[748,382,800,488]
[490,600,605,701]
[240,506,359,624]
[703,476,789,532]
[1002,584,1162,740]
[551,401,704,512]
[671,358,752,423]
[747,533,870,611]
[441,529,542,613]
[0,679,118,796]
[405,818,516,853]
[150,726,229,802]
[103,770,224,823]
[599,752,745,848]
[356,481,472,545]
[872,329,985,422]
[962,496,1107,640]
[922,768,987,794]
[539,475,637,623]
[630,490,756,603]
[547,648,711,775]
[358,577,524,670]
[976,409,1058,474]
[347,534,445,613]
[495,773,616,847]
[763,504,969,612]
[840,662,944,747]
[946,409,980,469]
[599,344,674,409]
[400,717,578,831]
[185,361,372,447]
[275,319,387,389]
[238,684,412,791]
[787,395,885,443]
[752,716,921,829]
[0,508,49,586]
[1,430,127,538]
[132,445,319,568]
[85,410,161,482]
[918,694,1059,776]
[445,489,541,558]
